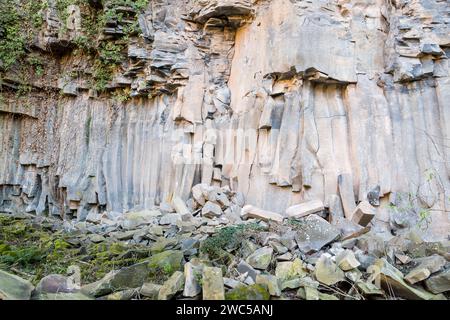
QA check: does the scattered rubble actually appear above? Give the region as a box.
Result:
[0,183,448,301]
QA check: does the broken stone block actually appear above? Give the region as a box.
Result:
[159,213,181,225]
[356,281,384,296]
[202,266,224,300]
[413,254,446,274]
[424,268,450,294]
[246,246,273,270]
[223,277,241,289]
[256,274,281,296]
[241,205,284,223]
[192,184,206,205]
[183,260,203,297]
[395,253,412,265]
[158,271,185,300]
[351,201,376,226]
[294,215,340,253]
[172,196,190,215]
[81,262,150,297]
[405,268,431,285]
[338,174,356,219]
[202,201,223,218]
[275,258,307,284]
[225,284,270,300]
[297,286,320,300]
[276,252,293,261]
[285,199,324,218]
[314,254,345,286]
[336,250,360,271]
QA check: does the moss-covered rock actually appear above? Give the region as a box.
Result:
[225,284,270,300]
[147,250,183,280]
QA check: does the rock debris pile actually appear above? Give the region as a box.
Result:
[1,184,448,300]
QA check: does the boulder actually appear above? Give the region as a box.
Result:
[35,274,75,295]
[405,268,431,285]
[237,260,259,281]
[122,210,161,229]
[140,283,162,299]
[225,284,270,300]
[315,254,345,286]
[0,269,34,300]
[246,246,273,270]
[350,201,376,226]
[183,260,203,297]
[81,261,149,297]
[356,281,384,296]
[172,196,190,215]
[147,250,184,277]
[285,199,324,218]
[202,266,225,300]
[158,271,185,300]
[275,258,307,286]
[424,268,450,294]
[370,258,440,300]
[294,215,340,253]
[202,201,223,218]
[241,205,284,223]
[256,274,281,296]
[34,292,92,300]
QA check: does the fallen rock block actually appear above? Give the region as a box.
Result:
[225,284,270,300]
[202,267,225,300]
[424,268,450,294]
[315,254,345,286]
[202,201,223,218]
[158,271,185,300]
[294,215,341,253]
[172,196,190,215]
[285,199,324,218]
[246,246,273,270]
[405,268,431,285]
[336,250,361,271]
[0,269,34,300]
[140,283,162,299]
[241,205,284,223]
[351,201,376,226]
[183,260,203,297]
[275,258,307,286]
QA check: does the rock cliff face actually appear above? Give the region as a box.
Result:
[0,0,449,240]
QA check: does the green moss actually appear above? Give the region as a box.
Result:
[225,284,270,300]
[199,223,264,263]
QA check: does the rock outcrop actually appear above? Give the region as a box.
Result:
[0,0,449,242]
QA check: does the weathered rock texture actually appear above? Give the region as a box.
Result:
[0,0,449,240]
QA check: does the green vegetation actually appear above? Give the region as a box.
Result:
[0,0,149,94]
[0,214,154,284]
